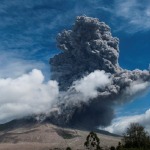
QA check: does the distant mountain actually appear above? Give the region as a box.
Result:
[0,119,121,150]
[0,117,37,131]
[0,117,120,137]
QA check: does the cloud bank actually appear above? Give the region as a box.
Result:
[103,108,150,135]
[0,69,58,123]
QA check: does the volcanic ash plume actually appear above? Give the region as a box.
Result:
[49,16,150,129]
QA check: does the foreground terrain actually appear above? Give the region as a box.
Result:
[0,123,121,150]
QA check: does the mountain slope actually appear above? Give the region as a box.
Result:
[0,122,121,150]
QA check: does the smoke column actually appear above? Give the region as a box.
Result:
[49,16,150,129]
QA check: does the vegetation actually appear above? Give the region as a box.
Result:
[66,123,150,150]
[114,123,150,150]
[84,131,102,150]
[110,146,116,150]
[66,147,72,150]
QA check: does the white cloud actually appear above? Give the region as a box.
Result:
[0,69,59,123]
[103,109,150,135]
[114,0,150,32]
[126,81,149,95]
[73,70,111,99]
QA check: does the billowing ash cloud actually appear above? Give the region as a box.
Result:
[50,16,121,90]
[49,16,150,129]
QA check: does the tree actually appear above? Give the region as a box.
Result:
[66,147,72,150]
[122,123,150,149]
[116,142,122,150]
[110,146,116,150]
[84,131,102,150]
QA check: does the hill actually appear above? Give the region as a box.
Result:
[0,121,121,150]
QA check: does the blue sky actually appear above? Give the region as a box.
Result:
[0,0,150,133]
